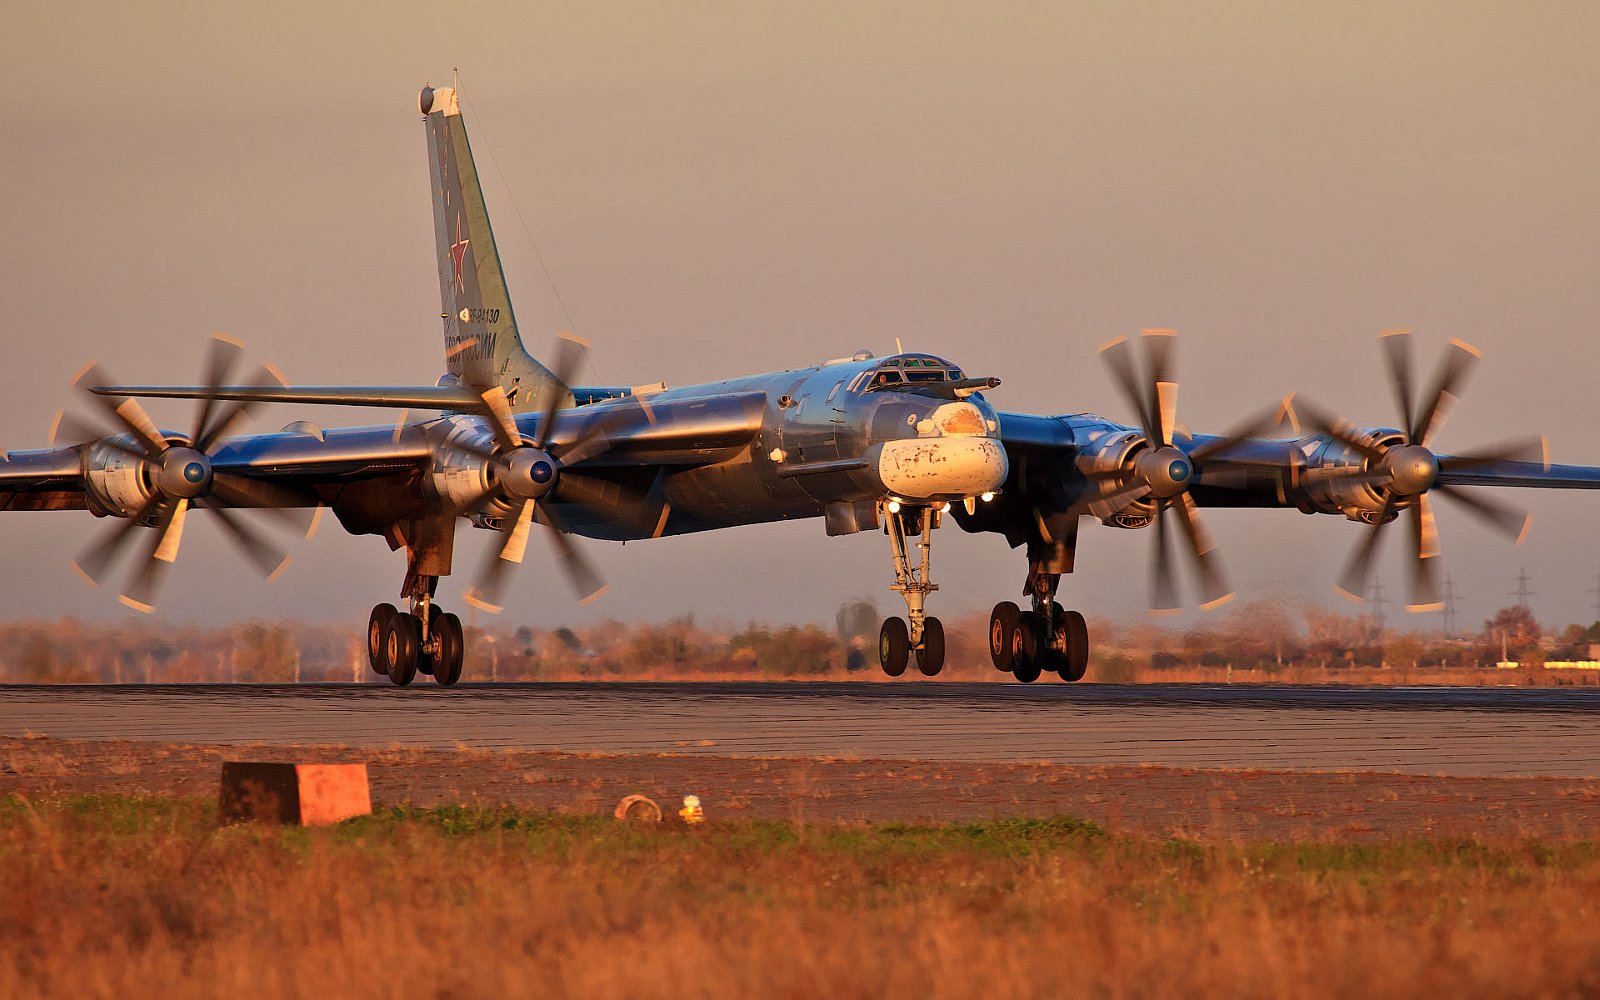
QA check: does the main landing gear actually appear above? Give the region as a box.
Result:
[987,570,1089,683]
[876,501,947,677]
[367,579,465,687]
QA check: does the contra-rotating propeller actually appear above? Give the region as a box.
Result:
[443,332,671,614]
[1079,329,1294,613]
[58,334,317,612]
[1294,330,1547,612]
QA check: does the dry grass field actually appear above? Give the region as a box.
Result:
[2,794,1598,999]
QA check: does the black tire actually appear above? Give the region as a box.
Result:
[385,613,419,687]
[916,617,945,676]
[988,602,1020,671]
[879,617,910,677]
[1011,610,1041,683]
[432,612,464,687]
[367,604,396,676]
[1061,610,1089,682]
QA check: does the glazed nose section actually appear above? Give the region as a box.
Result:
[876,437,1008,500]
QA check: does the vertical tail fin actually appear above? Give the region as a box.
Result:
[420,84,567,412]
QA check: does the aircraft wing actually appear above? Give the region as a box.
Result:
[0,448,92,511]
[0,390,767,519]
[1436,459,1600,490]
[90,383,637,410]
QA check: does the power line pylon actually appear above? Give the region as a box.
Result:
[1370,579,1388,638]
[1442,574,1462,638]
[1511,567,1534,611]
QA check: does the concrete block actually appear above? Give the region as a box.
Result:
[219,762,372,826]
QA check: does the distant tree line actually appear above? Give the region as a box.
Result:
[1089,600,1600,681]
[2,598,1594,684]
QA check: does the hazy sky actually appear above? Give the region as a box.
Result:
[3,2,1599,633]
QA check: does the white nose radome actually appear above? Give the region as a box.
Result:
[929,401,988,436]
[876,437,1008,500]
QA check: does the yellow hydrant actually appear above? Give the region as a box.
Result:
[678,794,704,825]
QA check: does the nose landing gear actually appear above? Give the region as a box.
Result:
[876,501,947,677]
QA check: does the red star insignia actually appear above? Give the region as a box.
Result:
[450,214,470,294]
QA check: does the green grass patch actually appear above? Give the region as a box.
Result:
[3,793,1594,876]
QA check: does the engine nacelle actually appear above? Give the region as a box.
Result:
[81,435,157,518]
[424,417,500,517]
[1295,426,1407,522]
[1073,427,1159,528]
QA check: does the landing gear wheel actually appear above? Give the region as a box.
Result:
[1011,610,1041,683]
[432,612,464,687]
[916,617,945,676]
[367,604,396,676]
[1060,610,1089,682]
[989,602,1019,671]
[879,617,910,677]
[384,613,420,687]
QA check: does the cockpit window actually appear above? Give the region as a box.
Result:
[860,355,964,391]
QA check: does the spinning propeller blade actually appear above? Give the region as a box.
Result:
[454,334,622,614]
[1085,329,1240,612]
[1313,334,1531,612]
[62,336,313,612]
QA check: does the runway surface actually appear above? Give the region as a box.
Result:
[4,682,1598,778]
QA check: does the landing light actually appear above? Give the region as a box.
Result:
[980,492,995,503]
[887,499,902,514]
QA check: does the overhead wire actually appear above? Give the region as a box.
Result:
[453,69,605,387]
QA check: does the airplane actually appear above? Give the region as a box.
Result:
[4,81,1599,687]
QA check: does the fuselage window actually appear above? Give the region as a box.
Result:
[826,379,845,403]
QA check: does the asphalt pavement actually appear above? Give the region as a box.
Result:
[4,682,1598,778]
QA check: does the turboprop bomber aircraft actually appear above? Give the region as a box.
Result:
[5,82,1600,687]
